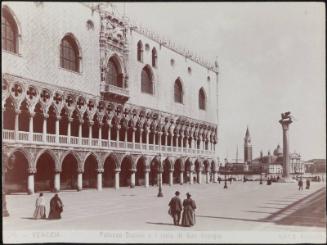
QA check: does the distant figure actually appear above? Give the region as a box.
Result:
[229,178,232,184]
[48,194,64,219]
[277,176,280,182]
[168,191,182,225]
[181,193,197,227]
[298,179,303,191]
[218,177,221,184]
[33,193,46,219]
[306,179,310,189]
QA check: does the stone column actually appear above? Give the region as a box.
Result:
[144,169,150,188]
[132,128,136,149]
[78,119,83,145]
[116,125,121,145]
[189,171,194,184]
[28,112,35,141]
[158,171,163,186]
[140,129,143,144]
[197,169,202,184]
[88,121,94,145]
[170,133,173,146]
[206,171,210,184]
[27,169,35,194]
[146,127,149,149]
[14,109,20,140]
[130,170,136,188]
[98,123,103,142]
[97,170,103,191]
[179,171,184,185]
[279,113,293,180]
[115,169,120,189]
[181,135,184,151]
[159,132,162,147]
[165,133,168,146]
[77,170,83,191]
[67,117,72,143]
[169,170,173,186]
[54,171,60,192]
[55,116,61,143]
[42,113,48,142]
[108,124,111,142]
[124,129,128,145]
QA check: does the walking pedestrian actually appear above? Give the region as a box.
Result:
[181,192,196,227]
[298,178,303,191]
[168,191,182,225]
[218,177,221,184]
[306,179,310,189]
[33,193,46,219]
[48,194,64,219]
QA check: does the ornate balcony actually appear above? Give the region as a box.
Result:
[101,83,129,102]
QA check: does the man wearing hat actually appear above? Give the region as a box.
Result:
[168,191,182,225]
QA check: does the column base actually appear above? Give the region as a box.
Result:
[27,189,34,195]
[77,187,82,192]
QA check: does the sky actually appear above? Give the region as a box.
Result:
[111,2,325,161]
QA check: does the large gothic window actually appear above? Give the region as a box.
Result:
[199,88,206,110]
[152,48,157,68]
[2,7,18,53]
[107,57,123,87]
[141,66,153,94]
[174,79,183,103]
[137,40,143,62]
[60,35,80,72]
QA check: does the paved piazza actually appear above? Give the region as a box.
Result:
[3,181,326,243]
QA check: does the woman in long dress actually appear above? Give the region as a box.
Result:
[33,193,46,219]
[48,194,64,219]
[181,192,197,227]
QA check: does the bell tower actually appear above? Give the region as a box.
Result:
[244,126,252,163]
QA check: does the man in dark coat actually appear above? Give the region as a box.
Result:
[168,191,182,225]
[48,194,64,219]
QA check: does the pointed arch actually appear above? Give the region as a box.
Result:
[199,87,206,110]
[137,40,143,62]
[82,152,101,171]
[152,47,157,67]
[141,65,154,94]
[174,78,184,104]
[35,149,59,170]
[106,54,124,88]
[2,5,21,53]
[60,33,81,72]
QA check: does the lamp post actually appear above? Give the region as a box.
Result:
[260,165,263,184]
[223,159,228,189]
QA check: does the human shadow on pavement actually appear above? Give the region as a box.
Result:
[21,217,38,220]
[146,222,175,226]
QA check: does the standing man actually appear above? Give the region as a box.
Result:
[168,191,182,225]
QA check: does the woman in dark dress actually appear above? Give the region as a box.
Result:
[181,193,196,227]
[48,194,64,219]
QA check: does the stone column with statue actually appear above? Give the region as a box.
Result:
[279,111,295,182]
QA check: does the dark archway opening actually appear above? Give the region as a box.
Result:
[120,157,132,187]
[103,155,116,188]
[136,158,145,186]
[61,154,78,190]
[83,154,98,189]
[5,151,29,194]
[35,152,55,192]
